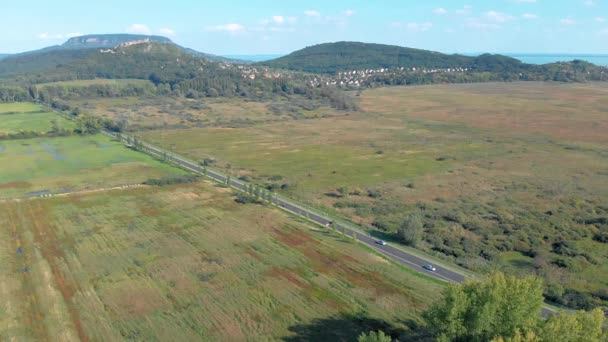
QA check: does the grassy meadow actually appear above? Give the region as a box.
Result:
[0,102,44,114]
[0,134,184,199]
[0,182,440,341]
[0,102,75,135]
[138,82,608,309]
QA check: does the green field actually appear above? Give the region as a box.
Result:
[0,102,75,136]
[0,112,75,135]
[139,82,608,309]
[0,102,43,114]
[0,182,439,341]
[0,134,184,199]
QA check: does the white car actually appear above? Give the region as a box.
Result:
[423,264,437,272]
[376,240,387,246]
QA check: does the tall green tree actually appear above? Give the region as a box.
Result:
[397,213,423,246]
[540,309,606,342]
[424,273,544,342]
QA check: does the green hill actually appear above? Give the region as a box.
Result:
[0,34,238,80]
[257,41,534,74]
[0,41,234,85]
[257,41,472,73]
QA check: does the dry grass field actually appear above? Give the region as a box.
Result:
[70,96,347,130]
[0,182,439,341]
[138,83,608,309]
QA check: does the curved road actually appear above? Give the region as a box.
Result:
[104,130,555,316]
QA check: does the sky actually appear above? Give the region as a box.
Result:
[1,0,607,55]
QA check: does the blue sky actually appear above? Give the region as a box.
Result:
[2,0,607,54]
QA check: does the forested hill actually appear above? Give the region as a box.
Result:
[0,41,232,85]
[258,41,530,74]
[0,34,238,77]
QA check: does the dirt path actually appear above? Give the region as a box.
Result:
[0,184,148,204]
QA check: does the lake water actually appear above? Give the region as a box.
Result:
[504,54,608,66]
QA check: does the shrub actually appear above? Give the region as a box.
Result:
[144,174,199,186]
[234,192,262,205]
[397,213,423,246]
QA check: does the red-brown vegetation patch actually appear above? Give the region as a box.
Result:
[102,284,166,319]
[266,267,309,288]
[271,227,315,247]
[27,201,89,341]
[0,181,31,189]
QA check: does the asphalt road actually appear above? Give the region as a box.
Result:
[104,130,555,316]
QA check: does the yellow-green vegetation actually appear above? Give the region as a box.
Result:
[138,83,608,310]
[68,96,348,130]
[0,102,43,114]
[0,134,184,199]
[0,182,440,341]
[0,112,74,135]
[0,102,75,136]
[424,273,606,342]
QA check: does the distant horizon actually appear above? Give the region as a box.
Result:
[3,35,608,58]
[2,1,607,55]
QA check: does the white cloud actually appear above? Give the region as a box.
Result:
[433,8,448,15]
[485,11,515,23]
[392,22,433,32]
[344,9,354,17]
[596,17,607,22]
[126,24,151,35]
[261,15,296,25]
[465,19,500,30]
[304,10,320,17]
[207,23,245,33]
[158,28,176,37]
[584,0,597,6]
[37,32,82,40]
[560,18,575,25]
[600,29,608,35]
[455,5,473,15]
[522,13,538,19]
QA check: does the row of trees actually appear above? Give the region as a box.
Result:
[358,273,607,342]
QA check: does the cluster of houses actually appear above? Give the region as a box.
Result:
[237,66,282,80]
[307,66,471,87]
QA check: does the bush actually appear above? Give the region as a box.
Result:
[144,174,199,186]
[367,189,382,198]
[397,213,423,246]
[201,158,216,166]
[234,192,262,205]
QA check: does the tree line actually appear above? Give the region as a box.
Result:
[358,273,607,342]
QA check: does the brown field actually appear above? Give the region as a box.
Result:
[0,182,440,341]
[361,82,608,144]
[137,82,608,309]
[70,96,347,130]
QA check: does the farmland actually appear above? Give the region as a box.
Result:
[0,182,439,341]
[0,102,75,136]
[138,82,608,309]
[0,134,184,199]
